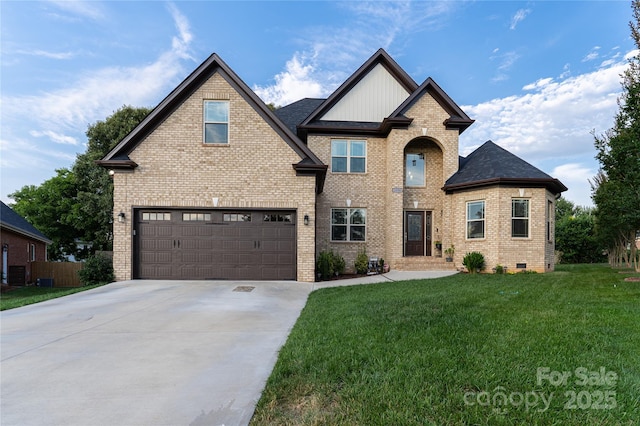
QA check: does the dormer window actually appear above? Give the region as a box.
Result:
[204,101,229,144]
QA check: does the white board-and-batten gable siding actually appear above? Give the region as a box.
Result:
[320,63,411,122]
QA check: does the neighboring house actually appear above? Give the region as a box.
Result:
[99,49,567,282]
[1,201,52,285]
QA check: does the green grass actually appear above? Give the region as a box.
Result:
[0,284,106,311]
[251,264,640,425]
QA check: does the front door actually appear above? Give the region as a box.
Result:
[405,211,424,256]
[405,211,432,256]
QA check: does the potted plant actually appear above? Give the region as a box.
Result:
[434,240,442,250]
[444,245,455,262]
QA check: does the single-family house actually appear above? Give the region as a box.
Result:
[99,49,567,282]
[1,201,52,285]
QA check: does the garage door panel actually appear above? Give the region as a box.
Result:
[136,209,296,280]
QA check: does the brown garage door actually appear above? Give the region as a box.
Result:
[135,210,296,280]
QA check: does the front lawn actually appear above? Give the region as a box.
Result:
[251,264,640,425]
[0,284,106,311]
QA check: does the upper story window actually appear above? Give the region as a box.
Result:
[331,139,366,173]
[512,199,530,238]
[405,153,425,186]
[204,101,229,144]
[467,201,485,239]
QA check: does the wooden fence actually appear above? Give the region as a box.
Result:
[31,262,84,288]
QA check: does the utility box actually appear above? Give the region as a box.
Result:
[37,278,54,288]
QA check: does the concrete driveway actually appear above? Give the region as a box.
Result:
[0,280,313,426]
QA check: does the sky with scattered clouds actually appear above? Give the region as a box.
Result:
[1,1,635,207]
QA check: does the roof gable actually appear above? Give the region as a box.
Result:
[99,53,324,170]
[299,49,417,130]
[1,201,52,244]
[389,77,474,134]
[443,141,567,194]
[320,63,412,122]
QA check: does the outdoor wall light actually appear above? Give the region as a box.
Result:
[118,212,125,223]
[304,214,310,226]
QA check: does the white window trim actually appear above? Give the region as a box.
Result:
[466,200,485,240]
[330,207,367,242]
[331,139,367,173]
[203,100,229,144]
[512,199,530,238]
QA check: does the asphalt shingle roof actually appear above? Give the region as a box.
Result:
[0,201,52,243]
[273,98,325,135]
[444,141,567,194]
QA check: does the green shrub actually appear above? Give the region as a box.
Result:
[78,254,115,286]
[316,250,345,281]
[354,249,369,275]
[462,251,485,273]
[494,264,505,274]
[332,251,345,275]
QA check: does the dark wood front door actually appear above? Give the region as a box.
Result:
[405,211,432,256]
[405,211,424,256]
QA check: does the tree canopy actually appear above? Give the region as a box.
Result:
[9,106,150,261]
[592,0,640,270]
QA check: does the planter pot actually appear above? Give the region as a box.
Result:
[435,244,442,250]
[445,257,453,262]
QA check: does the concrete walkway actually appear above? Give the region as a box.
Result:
[0,271,456,426]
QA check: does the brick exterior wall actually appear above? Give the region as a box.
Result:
[309,90,556,274]
[111,72,317,282]
[110,65,558,281]
[448,187,556,272]
[1,229,47,284]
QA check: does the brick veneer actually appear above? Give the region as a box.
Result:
[111,72,317,282]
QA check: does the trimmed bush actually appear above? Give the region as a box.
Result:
[354,249,369,275]
[78,254,115,286]
[316,250,346,281]
[462,251,485,274]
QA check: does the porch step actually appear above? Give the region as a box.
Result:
[393,256,458,271]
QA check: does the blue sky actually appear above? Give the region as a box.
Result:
[1,1,635,207]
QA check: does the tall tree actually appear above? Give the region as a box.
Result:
[555,198,605,264]
[9,106,150,260]
[593,0,640,271]
[72,106,151,252]
[10,169,79,260]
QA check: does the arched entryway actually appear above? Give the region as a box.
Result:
[403,137,443,257]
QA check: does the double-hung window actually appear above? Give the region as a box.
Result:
[204,101,229,144]
[466,201,485,239]
[331,208,366,241]
[512,199,529,238]
[331,139,366,173]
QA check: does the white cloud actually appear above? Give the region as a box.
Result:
[551,163,596,207]
[582,46,601,62]
[29,130,79,145]
[460,51,630,206]
[510,8,531,30]
[254,1,460,106]
[1,3,195,202]
[46,0,107,21]
[253,53,324,107]
[491,50,521,82]
[17,49,78,60]
[461,52,627,157]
